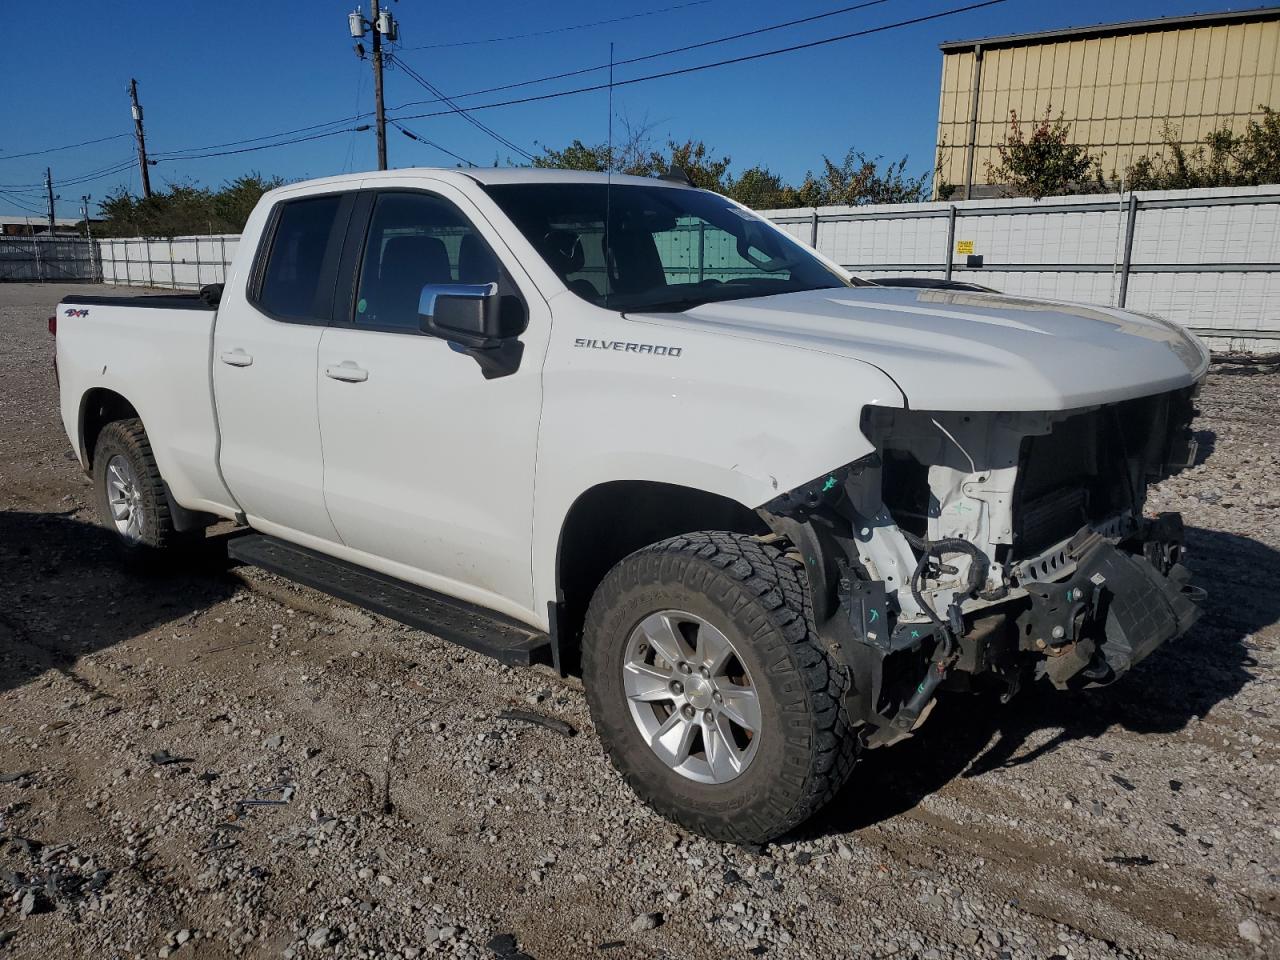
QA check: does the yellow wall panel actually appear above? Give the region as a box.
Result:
[934,13,1278,196]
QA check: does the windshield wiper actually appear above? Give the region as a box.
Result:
[623,296,711,313]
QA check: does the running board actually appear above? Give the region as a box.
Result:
[226,534,552,667]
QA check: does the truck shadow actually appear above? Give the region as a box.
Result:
[0,510,237,699]
[804,524,1276,838]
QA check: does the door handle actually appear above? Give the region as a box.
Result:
[219,348,253,367]
[325,361,369,383]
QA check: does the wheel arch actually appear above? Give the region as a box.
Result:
[550,479,769,674]
[79,390,215,534]
[79,387,140,469]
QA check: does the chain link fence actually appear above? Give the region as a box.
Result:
[0,236,99,282]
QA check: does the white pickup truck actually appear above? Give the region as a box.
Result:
[54,168,1208,843]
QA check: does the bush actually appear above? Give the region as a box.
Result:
[984,108,1103,199]
[1125,107,1280,190]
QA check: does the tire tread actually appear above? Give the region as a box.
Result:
[583,530,859,843]
[94,418,187,551]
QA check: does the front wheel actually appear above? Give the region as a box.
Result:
[582,531,859,843]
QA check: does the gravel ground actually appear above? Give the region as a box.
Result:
[0,282,1276,960]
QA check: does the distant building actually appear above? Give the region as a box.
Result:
[0,215,89,237]
[934,6,1280,198]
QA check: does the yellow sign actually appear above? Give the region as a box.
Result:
[956,240,975,255]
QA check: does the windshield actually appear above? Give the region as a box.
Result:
[482,182,851,312]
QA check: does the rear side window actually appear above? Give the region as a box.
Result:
[256,195,344,321]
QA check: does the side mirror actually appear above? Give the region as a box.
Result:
[418,282,503,348]
[417,282,528,379]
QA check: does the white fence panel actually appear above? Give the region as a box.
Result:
[98,235,239,291]
[761,184,1280,353]
[79,187,1278,353]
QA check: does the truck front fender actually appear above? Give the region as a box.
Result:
[531,328,906,618]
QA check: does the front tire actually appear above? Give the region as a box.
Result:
[582,531,859,843]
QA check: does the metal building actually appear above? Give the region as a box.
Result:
[934,6,1280,199]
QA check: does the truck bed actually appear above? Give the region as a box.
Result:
[55,292,235,518]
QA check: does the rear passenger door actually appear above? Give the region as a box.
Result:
[316,185,549,620]
[213,190,351,543]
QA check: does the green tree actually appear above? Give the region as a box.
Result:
[534,127,933,209]
[724,166,803,209]
[532,138,614,172]
[97,172,286,237]
[212,174,286,228]
[664,139,732,191]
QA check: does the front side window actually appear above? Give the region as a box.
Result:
[354,192,501,329]
[256,194,344,321]
[482,182,850,312]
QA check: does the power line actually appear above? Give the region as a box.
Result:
[62,161,138,186]
[0,132,131,162]
[392,0,1007,123]
[389,120,477,167]
[105,0,864,164]
[0,190,47,215]
[104,0,872,162]
[398,0,714,51]
[156,126,370,163]
[0,0,998,181]
[119,0,908,166]
[392,0,894,111]
[1,157,137,193]
[388,54,535,162]
[152,114,371,160]
[343,67,369,173]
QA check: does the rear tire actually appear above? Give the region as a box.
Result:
[92,419,196,555]
[582,531,859,843]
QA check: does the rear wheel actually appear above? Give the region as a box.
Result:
[582,531,859,843]
[92,419,195,555]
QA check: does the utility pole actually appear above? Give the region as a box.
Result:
[81,194,98,279]
[45,168,56,235]
[370,0,386,170]
[349,2,398,170]
[129,78,153,198]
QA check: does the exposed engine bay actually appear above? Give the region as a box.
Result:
[762,385,1205,748]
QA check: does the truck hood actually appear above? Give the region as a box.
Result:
[633,286,1209,411]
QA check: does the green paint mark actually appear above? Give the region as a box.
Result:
[821,475,838,493]
[357,297,368,313]
[868,608,879,622]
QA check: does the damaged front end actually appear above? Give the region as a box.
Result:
[761,387,1205,748]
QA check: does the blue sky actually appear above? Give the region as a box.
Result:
[0,0,1239,218]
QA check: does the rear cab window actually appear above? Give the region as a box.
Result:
[252,193,348,323]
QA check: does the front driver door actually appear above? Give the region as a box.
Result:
[316,184,549,622]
